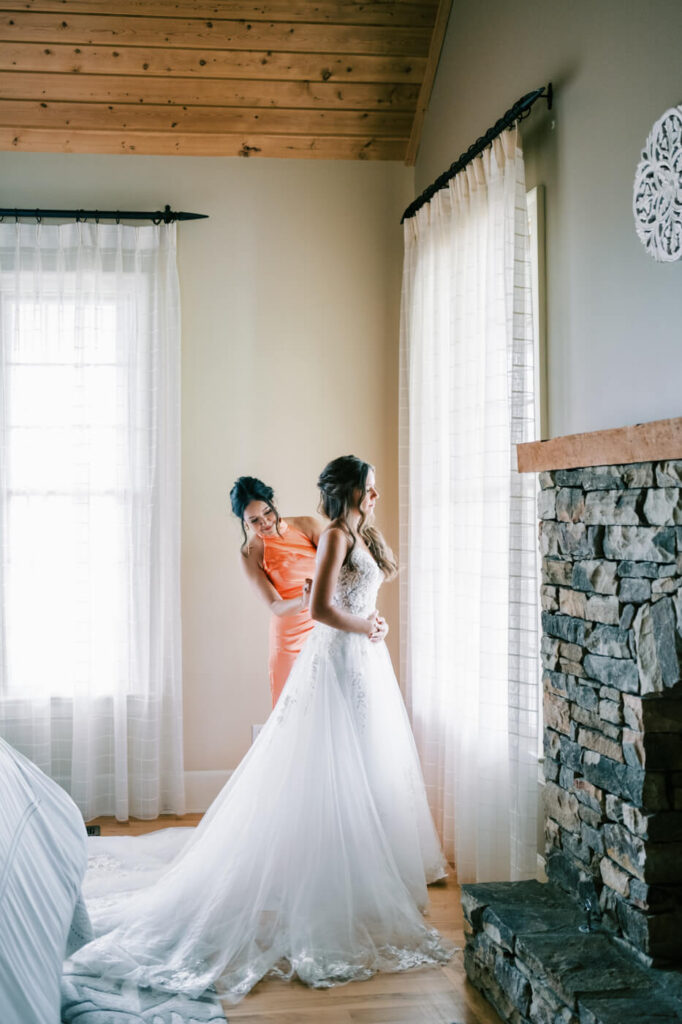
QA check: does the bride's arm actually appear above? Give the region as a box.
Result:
[310,528,375,636]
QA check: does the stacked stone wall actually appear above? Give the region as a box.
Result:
[539,459,682,962]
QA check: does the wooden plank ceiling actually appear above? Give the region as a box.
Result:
[0,0,451,161]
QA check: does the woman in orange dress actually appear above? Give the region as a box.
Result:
[230,476,323,706]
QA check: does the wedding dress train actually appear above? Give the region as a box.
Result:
[69,546,452,1002]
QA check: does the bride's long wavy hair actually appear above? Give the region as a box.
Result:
[229,476,282,551]
[317,455,397,580]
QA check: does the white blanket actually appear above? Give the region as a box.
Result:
[0,738,90,1024]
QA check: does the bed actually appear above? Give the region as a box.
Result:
[0,737,91,1024]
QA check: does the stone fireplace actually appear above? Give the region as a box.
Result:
[462,417,682,1024]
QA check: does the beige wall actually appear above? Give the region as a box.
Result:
[0,153,414,775]
[417,0,682,439]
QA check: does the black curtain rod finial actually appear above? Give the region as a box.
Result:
[401,82,553,223]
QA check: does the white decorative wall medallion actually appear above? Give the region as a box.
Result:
[633,104,682,262]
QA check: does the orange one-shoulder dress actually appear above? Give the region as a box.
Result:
[261,521,318,706]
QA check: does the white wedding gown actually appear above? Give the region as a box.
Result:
[69,546,452,1002]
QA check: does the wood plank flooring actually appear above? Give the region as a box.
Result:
[89,815,502,1024]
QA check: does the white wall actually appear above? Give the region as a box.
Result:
[417,0,682,439]
[0,153,413,776]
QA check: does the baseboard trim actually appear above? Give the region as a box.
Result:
[184,769,232,812]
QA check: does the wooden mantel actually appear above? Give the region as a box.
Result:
[516,415,682,473]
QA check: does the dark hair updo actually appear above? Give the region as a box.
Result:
[317,455,397,580]
[229,475,281,550]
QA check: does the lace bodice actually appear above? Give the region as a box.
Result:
[332,545,384,617]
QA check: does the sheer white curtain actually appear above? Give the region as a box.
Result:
[399,127,539,882]
[0,221,185,821]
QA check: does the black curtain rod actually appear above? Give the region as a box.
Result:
[401,83,553,224]
[0,204,207,224]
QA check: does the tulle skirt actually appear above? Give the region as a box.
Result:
[69,625,452,1002]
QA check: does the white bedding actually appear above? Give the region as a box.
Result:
[0,738,91,1024]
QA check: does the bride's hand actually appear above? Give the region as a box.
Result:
[364,611,379,638]
[368,613,388,643]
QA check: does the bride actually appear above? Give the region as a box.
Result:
[69,455,453,1002]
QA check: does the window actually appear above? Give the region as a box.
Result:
[2,280,136,697]
[527,185,548,761]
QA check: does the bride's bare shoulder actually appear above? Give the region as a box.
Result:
[319,522,350,553]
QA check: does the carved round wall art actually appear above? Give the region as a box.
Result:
[633,104,682,262]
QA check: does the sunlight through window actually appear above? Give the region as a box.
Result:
[3,280,133,698]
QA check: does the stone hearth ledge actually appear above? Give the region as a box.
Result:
[517,416,682,473]
[462,880,682,1024]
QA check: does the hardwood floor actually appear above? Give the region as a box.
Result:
[89,815,502,1024]
[88,812,205,835]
